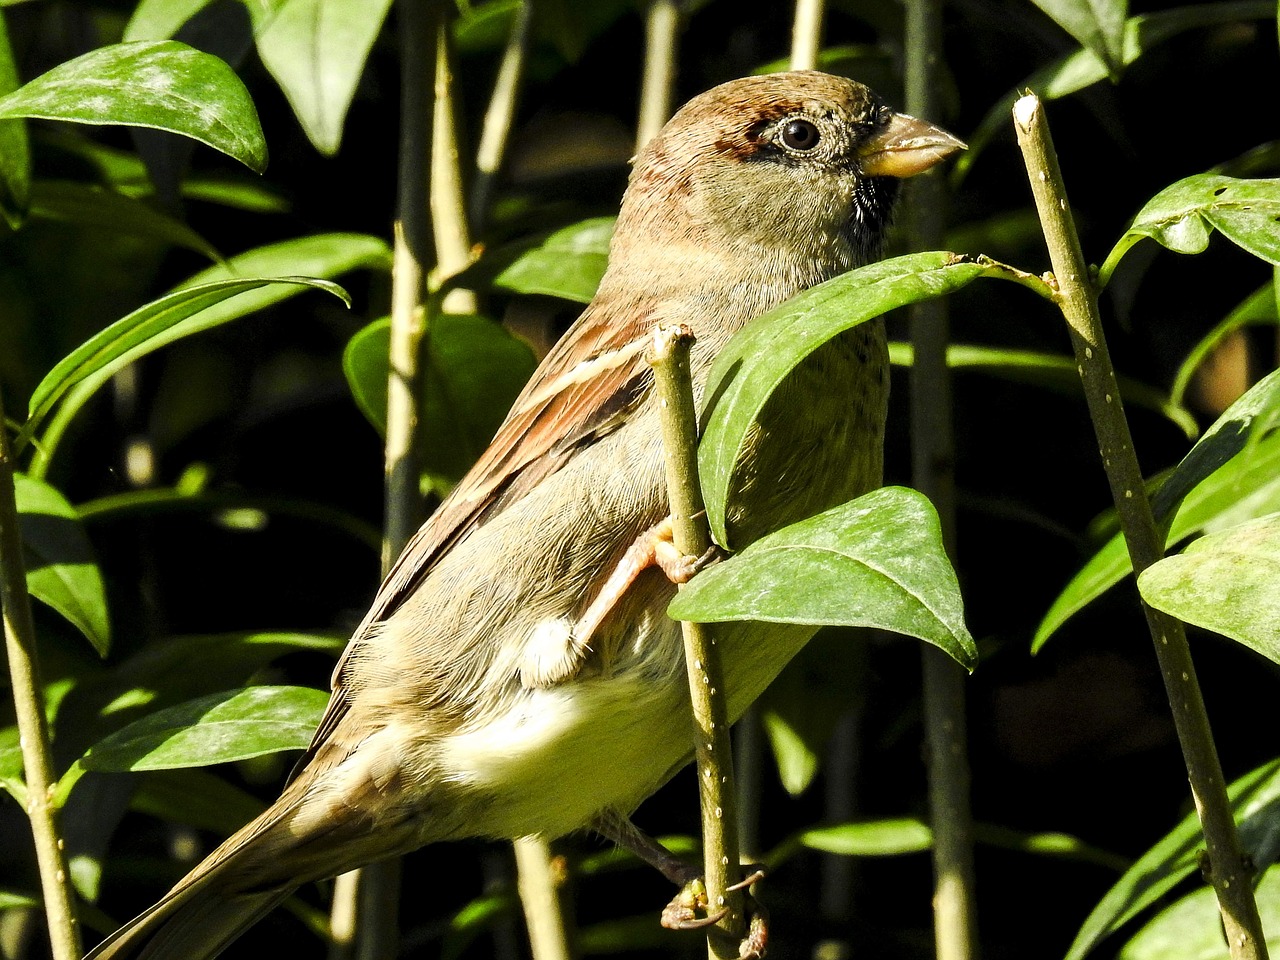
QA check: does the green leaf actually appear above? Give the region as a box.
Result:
[1118,865,1280,959]
[762,707,819,797]
[1066,758,1280,960]
[123,0,218,41]
[81,686,328,772]
[28,180,220,260]
[1102,175,1280,283]
[1171,275,1279,408]
[0,889,39,910]
[1137,514,1280,662]
[700,252,1005,545]
[952,2,1274,185]
[131,768,266,833]
[798,819,934,857]
[173,232,391,296]
[668,487,977,671]
[888,342,1197,440]
[254,0,395,155]
[23,276,348,449]
[0,724,25,806]
[1028,0,1128,78]
[15,473,109,654]
[0,40,267,173]
[1035,369,1280,649]
[344,313,536,490]
[492,217,614,304]
[0,11,29,229]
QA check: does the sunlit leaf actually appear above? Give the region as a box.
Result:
[1028,0,1127,78]
[492,217,614,304]
[81,686,328,772]
[1066,758,1280,959]
[669,488,976,671]
[0,41,267,172]
[700,252,1031,545]
[16,473,109,654]
[1138,514,1280,663]
[798,819,934,857]
[1102,175,1280,283]
[123,0,218,41]
[254,0,395,155]
[0,12,29,228]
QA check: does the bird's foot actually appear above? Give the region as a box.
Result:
[661,868,769,959]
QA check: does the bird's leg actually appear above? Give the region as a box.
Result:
[574,517,721,646]
[590,811,769,958]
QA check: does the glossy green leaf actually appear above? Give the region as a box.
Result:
[1137,514,1280,662]
[344,313,536,490]
[254,0,395,155]
[16,473,109,654]
[1035,370,1280,649]
[173,231,391,296]
[1171,275,1278,408]
[0,724,24,806]
[669,487,977,671]
[952,2,1274,184]
[889,342,1197,440]
[700,252,1016,545]
[123,0,218,41]
[29,180,220,260]
[492,217,614,304]
[23,276,348,448]
[0,41,267,173]
[1118,865,1280,959]
[1029,0,1128,78]
[1102,175,1280,283]
[1067,758,1280,959]
[0,11,29,229]
[81,686,328,772]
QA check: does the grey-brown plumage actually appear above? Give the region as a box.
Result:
[86,71,963,960]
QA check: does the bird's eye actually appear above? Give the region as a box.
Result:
[780,119,820,150]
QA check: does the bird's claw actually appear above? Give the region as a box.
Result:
[660,870,770,958]
[660,542,724,584]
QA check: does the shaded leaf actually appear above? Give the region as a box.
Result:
[0,11,29,228]
[492,217,614,304]
[669,488,976,671]
[254,0,395,155]
[123,0,219,41]
[16,473,109,654]
[81,686,328,772]
[700,252,1011,545]
[1137,513,1280,663]
[29,180,220,260]
[344,313,536,490]
[1029,0,1128,78]
[1170,275,1278,408]
[0,40,266,173]
[1066,758,1280,959]
[132,768,266,833]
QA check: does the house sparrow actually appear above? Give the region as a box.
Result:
[86,71,963,959]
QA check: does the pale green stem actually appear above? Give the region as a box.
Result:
[648,325,745,960]
[904,1,979,958]
[790,0,825,69]
[0,397,80,960]
[1013,92,1269,960]
[432,16,478,315]
[470,0,532,233]
[514,836,571,960]
[636,0,680,151]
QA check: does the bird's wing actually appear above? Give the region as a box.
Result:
[296,297,659,769]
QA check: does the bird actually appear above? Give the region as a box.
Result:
[85,70,964,959]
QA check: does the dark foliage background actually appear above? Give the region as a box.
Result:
[2,1,1279,958]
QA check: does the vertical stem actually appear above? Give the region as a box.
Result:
[1013,92,1269,960]
[330,4,439,957]
[904,4,979,959]
[648,325,745,960]
[0,398,81,960]
[790,0,825,70]
[635,0,680,151]
[470,0,532,234]
[432,15,478,316]
[513,836,571,960]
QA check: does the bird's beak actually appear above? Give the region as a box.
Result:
[858,113,967,178]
